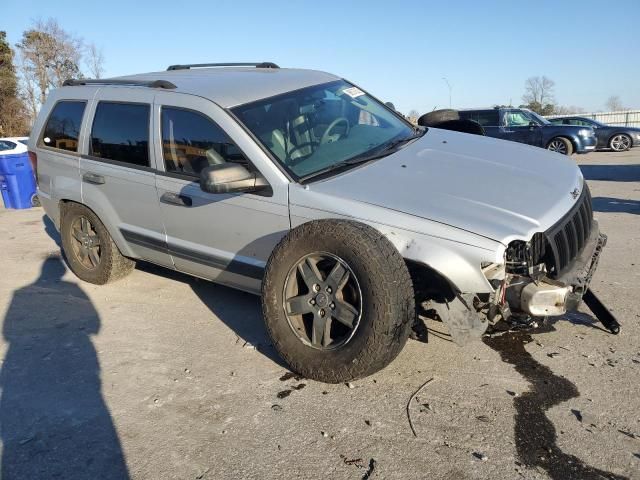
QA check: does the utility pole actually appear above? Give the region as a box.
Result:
[442,77,452,108]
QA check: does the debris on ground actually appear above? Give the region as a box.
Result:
[406,377,436,437]
[472,452,489,461]
[346,382,355,389]
[362,459,377,480]
[321,431,328,438]
[571,409,583,422]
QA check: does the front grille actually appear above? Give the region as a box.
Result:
[545,185,593,277]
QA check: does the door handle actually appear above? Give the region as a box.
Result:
[82,172,105,185]
[160,192,193,207]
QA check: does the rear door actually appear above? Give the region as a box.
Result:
[80,89,172,268]
[153,92,290,293]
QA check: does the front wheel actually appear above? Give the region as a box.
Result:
[609,134,631,152]
[547,137,574,155]
[261,220,415,383]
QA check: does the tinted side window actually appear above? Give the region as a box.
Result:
[161,107,250,176]
[474,110,499,126]
[459,110,498,126]
[90,102,150,167]
[0,140,17,151]
[41,101,86,152]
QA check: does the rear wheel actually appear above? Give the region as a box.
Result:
[547,137,573,155]
[60,203,135,284]
[262,220,415,383]
[609,134,631,152]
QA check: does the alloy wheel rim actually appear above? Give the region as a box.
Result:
[611,135,630,151]
[70,216,102,270]
[548,140,567,154]
[283,252,363,350]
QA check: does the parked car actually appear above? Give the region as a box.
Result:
[548,116,640,152]
[30,63,615,382]
[458,107,597,155]
[0,137,29,154]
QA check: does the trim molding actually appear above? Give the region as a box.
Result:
[120,228,264,280]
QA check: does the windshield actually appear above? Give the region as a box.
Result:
[526,110,551,125]
[232,80,415,180]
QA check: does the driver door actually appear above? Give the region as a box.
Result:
[152,92,290,293]
[500,110,540,146]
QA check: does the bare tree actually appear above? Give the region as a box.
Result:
[522,76,556,114]
[554,105,585,115]
[605,95,624,111]
[85,42,104,79]
[16,18,84,122]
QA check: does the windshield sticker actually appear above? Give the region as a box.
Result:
[342,87,365,98]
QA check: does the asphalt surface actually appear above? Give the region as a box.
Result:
[0,149,638,479]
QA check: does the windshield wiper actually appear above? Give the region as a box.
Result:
[299,131,425,183]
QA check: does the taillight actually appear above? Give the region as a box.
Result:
[28,150,38,183]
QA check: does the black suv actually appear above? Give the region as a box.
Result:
[459,107,597,155]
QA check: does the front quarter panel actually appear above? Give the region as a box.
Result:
[289,185,502,293]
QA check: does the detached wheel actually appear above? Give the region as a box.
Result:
[262,220,415,383]
[609,134,631,152]
[547,137,573,155]
[60,203,135,284]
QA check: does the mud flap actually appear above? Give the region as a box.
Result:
[431,294,488,346]
[582,289,621,334]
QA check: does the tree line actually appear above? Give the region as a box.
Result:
[520,75,627,116]
[0,18,104,137]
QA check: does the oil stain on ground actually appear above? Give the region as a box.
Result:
[483,324,627,480]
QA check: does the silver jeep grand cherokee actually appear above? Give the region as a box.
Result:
[29,62,616,383]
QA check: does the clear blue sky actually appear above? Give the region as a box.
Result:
[4,0,639,114]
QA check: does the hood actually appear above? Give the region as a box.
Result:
[307,128,583,244]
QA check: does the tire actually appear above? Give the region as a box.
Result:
[546,137,573,155]
[262,220,415,383]
[609,134,632,152]
[60,202,135,284]
[418,109,459,127]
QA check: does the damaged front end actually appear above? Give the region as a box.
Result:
[424,185,620,346]
[483,185,619,335]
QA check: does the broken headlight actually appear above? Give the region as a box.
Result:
[505,233,546,275]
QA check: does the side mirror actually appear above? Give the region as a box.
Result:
[199,163,269,194]
[529,121,538,129]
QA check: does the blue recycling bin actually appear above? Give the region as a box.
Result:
[0,151,37,209]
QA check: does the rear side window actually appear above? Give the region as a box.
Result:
[459,110,499,126]
[161,107,250,176]
[90,102,150,167]
[41,101,86,152]
[0,140,17,151]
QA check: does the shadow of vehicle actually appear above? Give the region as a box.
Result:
[135,262,287,368]
[484,321,627,480]
[0,257,129,479]
[592,197,640,215]
[580,164,640,182]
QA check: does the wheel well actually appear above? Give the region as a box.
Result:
[405,259,458,304]
[547,136,574,150]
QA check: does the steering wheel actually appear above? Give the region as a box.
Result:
[320,117,350,145]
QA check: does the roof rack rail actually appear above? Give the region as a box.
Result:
[166,62,279,71]
[62,78,177,89]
